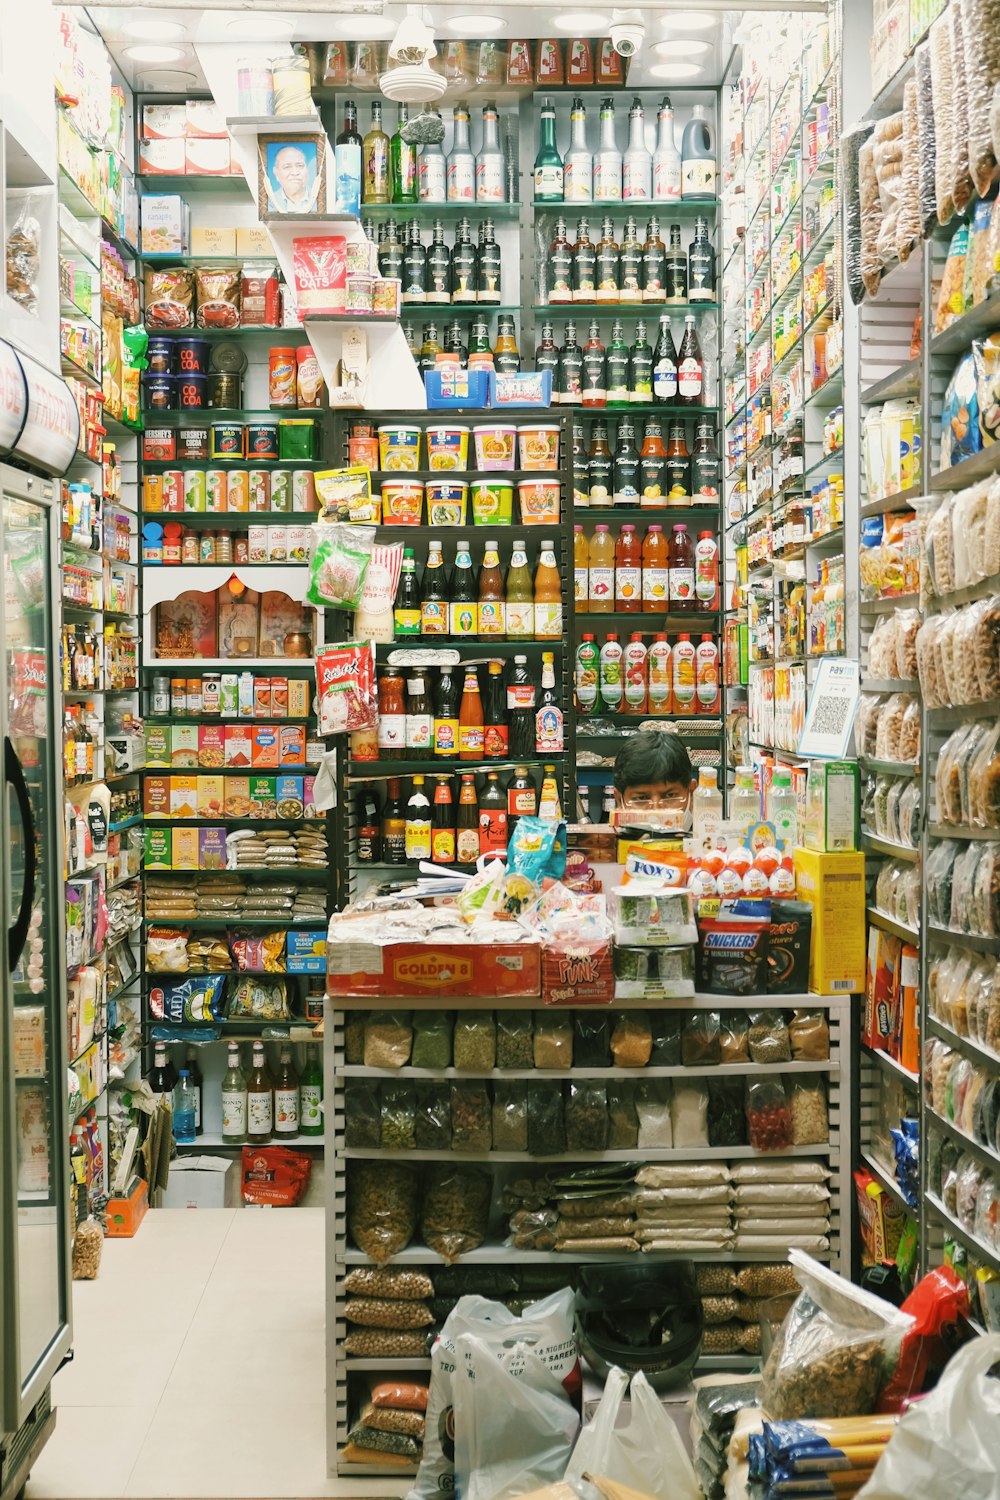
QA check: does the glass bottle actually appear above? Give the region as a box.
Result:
[642,216,666,301]
[573,217,596,301]
[434,667,460,756]
[405,776,432,860]
[623,96,652,201]
[534,539,563,639]
[652,96,682,202]
[691,419,721,501]
[456,773,480,865]
[587,420,613,507]
[665,422,691,501]
[507,655,536,758]
[630,319,653,403]
[640,417,668,503]
[467,315,491,359]
[381,778,406,863]
[299,1046,323,1138]
[593,215,618,304]
[594,97,622,201]
[563,96,593,201]
[150,1042,176,1096]
[394,547,421,636]
[391,103,418,203]
[477,539,505,636]
[573,420,590,506]
[221,1043,247,1144]
[335,99,363,216]
[582,320,607,408]
[508,765,537,833]
[536,651,563,753]
[184,1046,203,1135]
[653,315,678,404]
[458,666,485,759]
[677,314,704,406]
[534,96,563,201]
[534,322,560,389]
[606,319,630,403]
[447,102,476,201]
[418,127,447,203]
[615,522,642,610]
[420,540,449,634]
[273,1046,300,1139]
[402,221,427,305]
[357,782,381,862]
[549,216,574,304]
[477,218,502,304]
[378,218,405,282]
[450,544,477,636]
[619,215,643,303]
[431,777,456,864]
[505,539,534,639]
[451,216,478,303]
[478,771,508,856]
[614,418,641,506]
[362,100,390,204]
[442,318,466,368]
[688,216,716,303]
[494,314,520,374]
[418,321,443,377]
[476,100,507,201]
[558,321,583,405]
[246,1044,273,1144]
[377,670,406,758]
[665,225,688,304]
[427,219,452,303]
[405,668,433,754]
[483,661,509,758]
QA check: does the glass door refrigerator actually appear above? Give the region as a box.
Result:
[0,463,71,1500]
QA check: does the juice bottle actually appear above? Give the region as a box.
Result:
[811,561,827,655]
[599,632,623,711]
[588,523,615,610]
[574,524,589,609]
[615,523,642,612]
[575,633,600,714]
[623,632,648,715]
[668,523,694,610]
[692,767,723,843]
[672,632,696,716]
[533,539,563,639]
[695,633,720,713]
[695,530,719,611]
[641,523,669,611]
[647,632,672,712]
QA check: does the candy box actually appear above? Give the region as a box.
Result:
[286,930,327,973]
[542,940,614,1005]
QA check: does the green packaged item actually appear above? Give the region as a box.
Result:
[411,1012,452,1069]
[278,417,317,461]
[307,522,374,608]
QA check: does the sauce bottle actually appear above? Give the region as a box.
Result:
[420,540,449,634]
[507,655,536,759]
[458,666,485,759]
[623,632,648,715]
[642,523,669,611]
[404,669,433,753]
[672,633,696,716]
[539,765,562,820]
[477,539,505,637]
[668,523,695,610]
[405,776,432,861]
[450,544,477,637]
[381,778,406,862]
[681,104,717,198]
[377,671,406,759]
[574,525,589,608]
[478,771,508,855]
[434,666,459,757]
[696,634,720,713]
[648,633,672,712]
[533,539,562,639]
[615,523,642,612]
[456,773,480,865]
[508,765,538,833]
[431,777,456,864]
[505,539,534,638]
[483,661,509,758]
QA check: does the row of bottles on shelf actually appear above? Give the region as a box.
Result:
[545,215,715,305]
[62,703,102,788]
[61,625,138,694]
[374,216,505,305]
[63,480,132,562]
[320,35,631,97]
[534,97,717,203]
[573,415,719,503]
[392,539,562,642]
[574,631,719,717]
[341,99,513,208]
[357,765,562,868]
[151,1042,324,1145]
[372,655,563,761]
[573,522,718,612]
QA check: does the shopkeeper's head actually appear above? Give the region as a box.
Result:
[614,732,695,814]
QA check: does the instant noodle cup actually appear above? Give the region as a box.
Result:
[473,424,516,470]
[425,424,469,471]
[517,423,560,470]
[378,425,421,471]
[470,480,513,526]
[517,479,560,525]
[380,482,423,525]
[426,480,467,526]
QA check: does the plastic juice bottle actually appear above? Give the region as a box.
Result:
[695,530,719,611]
[623,632,648,715]
[668,523,695,610]
[615,523,642,612]
[505,539,534,639]
[731,764,760,834]
[642,523,669,611]
[672,632,696,716]
[533,538,563,639]
[767,769,798,847]
[647,633,672,712]
[811,561,827,655]
[599,632,623,711]
[172,1070,196,1146]
[576,633,600,713]
[588,523,615,610]
[692,766,723,842]
[695,634,720,713]
[574,525,589,608]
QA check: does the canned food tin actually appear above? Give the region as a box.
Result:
[186,678,203,714]
[143,428,175,462]
[207,372,242,408]
[146,339,175,376]
[246,422,279,460]
[269,347,297,407]
[142,374,174,411]
[183,470,207,512]
[206,470,227,512]
[143,474,164,511]
[202,674,222,715]
[227,471,249,512]
[211,423,244,460]
[177,373,208,409]
[248,471,270,512]
[161,470,184,512]
[234,535,249,563]
[248,526,267,563]
[177,427,210,462]
[291,470,316,512]
[152,675,171,714]
[270,470,292,512]
[142,522,163,564]
[268,526,288,562]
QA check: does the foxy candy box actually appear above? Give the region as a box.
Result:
[326,909,540,999]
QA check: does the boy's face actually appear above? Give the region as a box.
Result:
[616,779,693,812]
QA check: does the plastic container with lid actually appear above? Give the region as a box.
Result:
[517,424,560,470]
[269,347,298,408]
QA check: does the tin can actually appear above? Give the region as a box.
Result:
[143,428,175,462]
[267,526,288,562]
[142,374,174,411]
[207,372,242,408]
[177,373,208,409]
[246,422,279,460]
[187,678,203,714]
[143,474,164,511]
[183,470,207,512]
[211,423,244,460]
[206,470,227,512]
[200,532,216,564]
[146,339,175,375]
[227,471,249,512]
[152,675,171,715]
[161,470,184,512]
[202,673,222,715]
[269,347,297,407]
[176,338,210,375]
[291,470,317,512]
[248,471,270,512]
[181,529,199,564]
[234,535,249,563]
[171,678,187,714]
[178,427,210,462]
[270,470,292,512]
[248,526,268,563]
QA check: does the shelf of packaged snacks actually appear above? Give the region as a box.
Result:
[927,1109,1000,1178]
[858,593,919,615]
[143,713,317,727]
[927,1016,1000,1073]
[532,302,719,316]
[930,290,1000,356]
[865,907,919,945]
[141,457,325,471]
[143,818,314,832]
[927,822,1000,843]
[926,696,1000,730]
[858,1149,912,1216]
[573,611,719,629]
[925,1194,1000,1277]
[106,870,143,895]
[860,357,921,407]
[931,447,1000,492]
[366,468,560,486]
[926,927,1000,956]
[861,1041,919,1090]
[339,1059,837,1082]
[341,1144,835,1164]
[341,1358,431,1374]
[531,196,720,215]
[359,525,553,543]
[570,714,720,729]
[140,406,323,424]
[862,834,919,863]
[865,51,917,121]
[926,574,1000,612]
[138,174,251,197]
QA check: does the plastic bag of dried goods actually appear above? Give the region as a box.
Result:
[930,13,958,225]
[844,122,874,306]
[896,79,923,262]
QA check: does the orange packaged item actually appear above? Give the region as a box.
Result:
[896,942,920,1074]
[370,1382,429,1413]
[596,39,624,84]
[506,40,533,82]
[241,1144,312,1206]
[252,725,280,768]
[535,38,564,83]
[620,841,689,887]
[566,38,595,84]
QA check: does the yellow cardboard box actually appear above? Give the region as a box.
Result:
[191,226,237,257]
[793,847,866,995]
[236,226,273,257]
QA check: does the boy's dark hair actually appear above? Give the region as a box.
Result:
[613,732,693,793]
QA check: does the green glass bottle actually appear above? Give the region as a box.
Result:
[299,1045,323,1138]
[390,103,418,203]
[533,97,564,202]
[606,318,630,403]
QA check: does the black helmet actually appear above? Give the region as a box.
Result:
[575,1261,703,1391]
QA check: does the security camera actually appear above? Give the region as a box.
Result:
[610,9,645,57]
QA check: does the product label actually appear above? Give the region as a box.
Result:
[563,160,592,200]
[420,601,448,634]
[576,655,599,710]
[432,827,456,863]
[623,162,651,200]
[533,164,563,196]
[669,567,694,604]
[222,1089,247,1137]
[447,160,475,200]
[696,539,718,601]
[594,155,622,199]
[509,787,537,816]
[419,156,446,200]
[275,1087,299,1134]
[507,684,536,710]
[653,162,681,200]
[696,643,720,707]
[435,717,459,756]
[300,1084,322,1128]
[405,823,432,860]
[476,160,506,200]
[673,647,696,705]
[479,807,508,852]
[574,567,589,603]
[642,566,669,605]
[536,705,564,752]
[505,600,534,637]
[449,602,477,636]
[457,828,481,862]
[534,602,563,638]
[682,159,717,196]
[377,713,405,753]
[394,607,420,636]
[477,601,505,636]
[588,565,614,605]
[600,652,623,709]
[247,1090,272,1135]
[405,713,433,751]
[678,358,703,398]
[459,724,485,756]
[484,722,509,757]
[615,565,641,606]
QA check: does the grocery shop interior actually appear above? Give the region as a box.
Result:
[3,0,1000,1497]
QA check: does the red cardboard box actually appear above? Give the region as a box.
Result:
[327,914,540,1000]
[293,235,346,315]
[542,941,614,1005]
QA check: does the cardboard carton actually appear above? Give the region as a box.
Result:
[793,847,866,994]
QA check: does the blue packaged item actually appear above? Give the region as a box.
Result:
[488,369,554,408]
[424,368,490,408]
[150,974,226,1024]
[507,815,566,883]
[891,1116,919,1207]
[940,351,982,467]
[286,929,327,973]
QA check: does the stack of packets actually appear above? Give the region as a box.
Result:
[689,1375,761,1500]
[745,1417,897,1498]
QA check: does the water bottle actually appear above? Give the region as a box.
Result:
[172,1069,197,1146]
[766,770,798,849]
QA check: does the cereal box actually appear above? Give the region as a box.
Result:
[224,725,253,768]
[199,827,228,870]
[276,776,304,817]
[286,930,327,974]
[288,678,310,718]
[145,827,171,869]
[172,827,200,869]
[251,726,280,768]
[249,776,276,817]
[198,725,226,768]
[279,724,306,766]
[171,725,200,767]
[143,776,170,817]
[170,776,198,819]
[197,775,225,818]
[225,777,251,817]
[145,726,170,768]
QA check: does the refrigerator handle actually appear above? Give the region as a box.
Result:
[6,735,35,971]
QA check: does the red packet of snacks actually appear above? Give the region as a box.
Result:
[316,641,376,735]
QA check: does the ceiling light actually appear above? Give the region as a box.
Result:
[446,12,506,34]
[660,10,716,31]
[330,15,396,39]
[653,37,710,56]
[124,43,186,62]
[226,15,294,37]
[138,70,198,90]
[123,18,186,41]
[649,61,704,79]
[554,10,609,29]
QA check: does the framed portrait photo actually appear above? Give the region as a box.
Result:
[258,133,327,217]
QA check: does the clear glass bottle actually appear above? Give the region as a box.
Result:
[362,100,390,204]
[221,1042,247,1145]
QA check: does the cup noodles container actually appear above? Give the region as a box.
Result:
[378,425,421,471]
[292,235,346,315]
[426,425,469,471]
[473,424,516,469]
[426,481,467,527]
[381,482,423,525]
[518,479,561,525]
[518,424,560,470]
[471,480,514,526]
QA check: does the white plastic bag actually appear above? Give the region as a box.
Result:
[857,1335,1000,1499]
[453,1334,580,1500]
[564,1367,700,1500]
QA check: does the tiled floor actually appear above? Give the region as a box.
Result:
[25,1207,405,1500]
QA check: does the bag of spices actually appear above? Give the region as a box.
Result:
[415,1082,451,1150]
[364,1011,413,1068]
[682,1010,721,1066]
[607,1082,639,1148]
[707,1079,748,1149]
[453,1011,496,1071]
[450,1081,492,1152]
[527,1081,566,1155]
[381,1081,417,1150]
[348,1161,419,1263]
[720,1011,750,1063]
[345,1080,382,1148]
[610,1010,653,1067]
[533,1013,572,1069]
[421,1165,491,1263]
[565,1081,609,1151]
[650,1012,682,1066]
[573,1014,610,1067]
[412,1012,453,1070]
[492,1081,528,1152]
[748,1009,792,1064]
[496,1010,533,1068]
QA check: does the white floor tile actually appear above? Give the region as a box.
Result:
[25,1404,157,1499]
